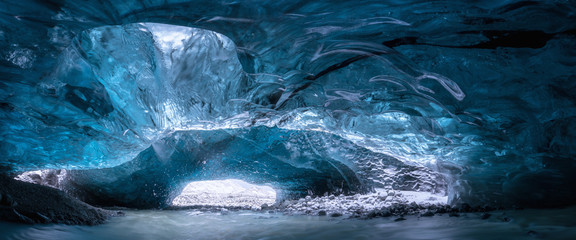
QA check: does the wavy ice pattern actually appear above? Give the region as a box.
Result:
[1,0,576,208]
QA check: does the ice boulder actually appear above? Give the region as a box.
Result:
[1,23,246,170]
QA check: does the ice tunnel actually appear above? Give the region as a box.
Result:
[1,0,576,225]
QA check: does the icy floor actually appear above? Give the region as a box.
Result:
[283,189,448,215]
[1,207,576,240]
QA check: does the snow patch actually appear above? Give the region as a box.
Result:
[171,179,277,209]
[284,189,447,215]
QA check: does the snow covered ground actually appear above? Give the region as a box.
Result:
[169,180,447,216]
[171,179,276,209]
[283,188,448,216]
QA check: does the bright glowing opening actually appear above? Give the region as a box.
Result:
[171,179,277,209]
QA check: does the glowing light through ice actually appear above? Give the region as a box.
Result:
[171,179,277,209]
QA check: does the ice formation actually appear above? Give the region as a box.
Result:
[1,0,576,210]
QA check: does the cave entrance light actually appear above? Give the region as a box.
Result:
[171,179,277,209]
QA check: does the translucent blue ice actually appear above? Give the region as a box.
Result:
[1,0,575,208]
[2,23,246,169]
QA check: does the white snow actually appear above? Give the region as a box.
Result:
[285,188,448,215]
[171,179,277,209]
[396,190,448,205]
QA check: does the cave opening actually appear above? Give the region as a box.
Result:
[171,179,277,209]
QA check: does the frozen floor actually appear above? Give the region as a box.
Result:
[1,207,576,240]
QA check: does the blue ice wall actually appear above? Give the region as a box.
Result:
[1,22,246,169]
[63,127,444,208]
[1,0,575,208]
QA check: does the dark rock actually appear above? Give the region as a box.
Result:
[380,209,392,217]
[318,210,327,216]
[482,205,495,212]
[459,203,472,212]
[449,212,460,217]
[480,213,491,220]
[367,210,379,218]
[421,211,434,217]
[330,212,342,217]
[350,213,362,219]
[33,212,51,223]
[0,175,116,225]
[394,217,406,222]
[1,192,15,207]
[8,209,34,223]
[435,206,448,214]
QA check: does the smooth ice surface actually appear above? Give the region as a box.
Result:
[1,0,576,208]
[1,208,576,240]
[171,179,276,208]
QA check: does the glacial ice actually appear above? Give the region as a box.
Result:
[2,23,246,170]
[1,0,576,209]
[59,126,444,208]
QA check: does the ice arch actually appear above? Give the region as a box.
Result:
[0,22,445,208]
[2,0,575,210]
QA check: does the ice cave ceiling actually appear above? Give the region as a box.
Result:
[1,0,576,209]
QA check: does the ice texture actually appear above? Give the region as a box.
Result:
[60,127,442,208]
[1,23,245,169]
[1,0,576,208]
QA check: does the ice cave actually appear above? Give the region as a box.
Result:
[1,0,576,239]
